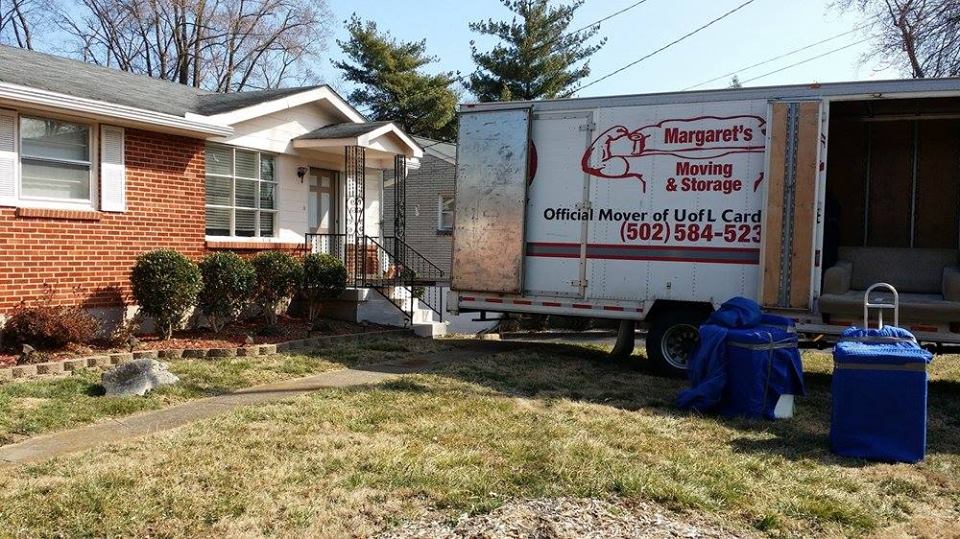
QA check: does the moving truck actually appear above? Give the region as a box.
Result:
[447,78,960,375]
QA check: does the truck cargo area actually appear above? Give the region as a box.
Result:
[820,96,960,334]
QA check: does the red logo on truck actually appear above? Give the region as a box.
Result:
[581,115,766,192]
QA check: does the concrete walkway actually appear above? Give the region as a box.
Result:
[0,348,483,467]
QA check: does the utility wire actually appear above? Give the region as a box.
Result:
[567,0,759,96]
[565,0,653,38]
[682,13,882,90]
[739,37,872,84]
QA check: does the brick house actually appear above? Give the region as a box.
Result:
[0,45,432,331]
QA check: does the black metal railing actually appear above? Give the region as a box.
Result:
[304,232,444,322]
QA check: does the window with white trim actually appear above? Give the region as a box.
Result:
[205,143,278,237]
[19,116,92,203]
[438,193,454,231]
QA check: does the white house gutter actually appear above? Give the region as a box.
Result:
[0,82,233,137]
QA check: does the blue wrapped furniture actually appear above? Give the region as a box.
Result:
[830,283,933,463]
[677,297,805,419]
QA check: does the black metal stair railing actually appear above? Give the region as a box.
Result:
[304,233,445,322]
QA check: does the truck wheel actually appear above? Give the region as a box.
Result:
[646,308,709,377]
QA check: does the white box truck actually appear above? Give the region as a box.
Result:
[448,79,960,375]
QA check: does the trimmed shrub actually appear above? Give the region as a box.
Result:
[131,249,202,340]
[301,253,347,322]
[251,251,302,326]
[198,252,256,333]
[401,268,425,300]
[1,301,100,351]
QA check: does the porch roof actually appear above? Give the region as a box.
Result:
[292,121,423,159]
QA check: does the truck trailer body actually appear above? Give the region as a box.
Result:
[448,78,960,374]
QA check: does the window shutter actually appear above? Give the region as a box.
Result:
[0,109,17,205]
[100,125,125,212]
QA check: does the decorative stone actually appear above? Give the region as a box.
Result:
[87,356,112,368]
[35,362,65,375]
[275,342,290,353]
[236,347,257,357]
[101,359,179,397]
[133,350,159,359]
[63,358,88,371]
[259,344,278,355]
[12,365,37,378]
[182,349,208,359]
[110,353,134,365]
[0,368,13,381]
[158,349,184,359]
[207,348,237,359]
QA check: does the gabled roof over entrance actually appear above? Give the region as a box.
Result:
[293,121,423,159]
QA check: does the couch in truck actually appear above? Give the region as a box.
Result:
[819,247,960,324]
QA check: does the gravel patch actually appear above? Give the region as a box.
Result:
[377,498,751,539]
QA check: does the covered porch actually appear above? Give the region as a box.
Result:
[293,121,446,325]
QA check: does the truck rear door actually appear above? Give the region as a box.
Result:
[522,111,595,298]
[759,100,827,310]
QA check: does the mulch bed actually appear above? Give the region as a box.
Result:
[0,317,382,367]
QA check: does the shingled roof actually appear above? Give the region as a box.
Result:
[0,45,323,118]
[293,121,393,140]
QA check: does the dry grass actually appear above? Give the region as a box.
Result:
[0,340,958,538]
[0,336,442,445]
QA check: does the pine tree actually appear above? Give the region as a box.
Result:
[335,15,459,140]
[729,75,743,89]
[467,0,605,101]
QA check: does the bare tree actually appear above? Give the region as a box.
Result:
[58,0,332,91]
[837,0,960,78]
[0,0,50,49]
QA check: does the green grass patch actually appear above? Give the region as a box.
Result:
[0,341,957,537]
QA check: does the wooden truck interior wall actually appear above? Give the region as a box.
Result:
[825,98,960,259]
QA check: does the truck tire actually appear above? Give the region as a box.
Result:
[646,307,710,377]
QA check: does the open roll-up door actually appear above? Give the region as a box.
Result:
[760,100,824,309]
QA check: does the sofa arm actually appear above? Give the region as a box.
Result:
[823,261,853,295]
[943,266,960,302]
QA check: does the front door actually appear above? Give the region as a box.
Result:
[308,168,338,234]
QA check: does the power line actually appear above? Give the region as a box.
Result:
[682,14,882,90]
[566,0,653,37]
[740,37,872,84]
[568,0,760,96]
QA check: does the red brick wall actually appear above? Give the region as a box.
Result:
[0,129,207,312]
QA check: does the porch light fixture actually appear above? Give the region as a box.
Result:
[297,166,308,183]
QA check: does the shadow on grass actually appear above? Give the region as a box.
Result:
[354,338,960,463]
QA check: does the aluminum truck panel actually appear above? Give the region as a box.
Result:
[451,108,531,294]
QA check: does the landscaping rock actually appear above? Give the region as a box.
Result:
[35,362,65,375]
[158,349,184,359]
[110,353,134,365]
[133,350,160,359]
[63,358,88,371]
[236,346,257,357]
[101,359,179,397]
[207,348,237,358]
[0,368,12,381]
[259,344,278,355]
[182,349,209,359]
[12,365,37,378]
[87,356,112,368]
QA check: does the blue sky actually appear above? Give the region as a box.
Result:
[322,0,900,100]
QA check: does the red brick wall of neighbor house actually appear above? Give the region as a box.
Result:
[0,129,207,313]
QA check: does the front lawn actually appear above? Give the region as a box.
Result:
[0,341,958,537]
[0,335,442,446]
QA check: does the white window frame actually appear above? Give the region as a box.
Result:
[17,113,98,210]
[438,193,454,232]
[204,143,279,239]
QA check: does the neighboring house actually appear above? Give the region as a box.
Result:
[383,137,499,334]
[383,136,456,276]
[0,45,427,330]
